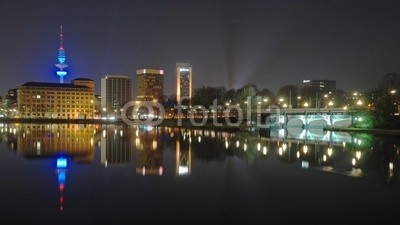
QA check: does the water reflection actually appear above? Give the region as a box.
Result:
[101,124,132,167]
[13,123,95,162]
[56,156,67,211]
[0,123,399,186]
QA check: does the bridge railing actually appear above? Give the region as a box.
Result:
[276,107,346,114]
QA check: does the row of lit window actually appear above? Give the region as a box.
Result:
[20,100,92,104]
[20,95,92,100]
[21,105,92,109]
[20,88,91,93]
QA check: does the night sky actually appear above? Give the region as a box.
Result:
[1,0,400,96]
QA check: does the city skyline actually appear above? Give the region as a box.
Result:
[1,0,400,96]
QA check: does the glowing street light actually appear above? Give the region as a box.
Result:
[356,100,363,106]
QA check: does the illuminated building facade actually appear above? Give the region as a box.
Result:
[176,63,192,105]
[303,79,336,92]
[101,75,131,117]
[72,78,95,91]
[136,69,164,102]
[17,82,95,119]
[55,25,68,83]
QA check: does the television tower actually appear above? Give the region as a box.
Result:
[55,25,68,83]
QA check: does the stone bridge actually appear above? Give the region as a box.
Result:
[257,107,352,128]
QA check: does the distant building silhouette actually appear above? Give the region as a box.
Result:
[303,79,336,92]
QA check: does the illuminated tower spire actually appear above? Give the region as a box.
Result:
[55,25,68,83]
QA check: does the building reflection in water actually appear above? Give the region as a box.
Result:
[0,123,399,186]
[0,123,98,212]
[16,123,95,162]
[100,124,132,167]
[135,125,163,176]
[176,134,191,176]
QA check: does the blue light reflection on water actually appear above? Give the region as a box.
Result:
[0,123,399,224]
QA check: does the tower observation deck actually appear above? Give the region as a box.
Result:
[55,25,68,83]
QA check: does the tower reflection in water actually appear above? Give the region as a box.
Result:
[56,156,67,211]
[0,123,399,201]
[11,123,97,211]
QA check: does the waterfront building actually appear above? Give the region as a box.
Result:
[17,81,95,119]
[100,75,132,117]
[136,69,164,102]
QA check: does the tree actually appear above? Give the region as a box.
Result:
[221,88,237,105]
[299,86,320,108]
[372,73,400,123]
[192,86,226,107]
[257,88,275,102]
[276,85,299,108]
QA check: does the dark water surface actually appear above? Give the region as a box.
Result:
[0,123,399,224]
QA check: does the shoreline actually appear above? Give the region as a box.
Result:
[323,126,400,135]
[0,117,249,132]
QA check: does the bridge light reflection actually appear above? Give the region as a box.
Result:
[327,147,333,157]
[263,146,267,155]
[303,145,308,154]
[356,151,361,160]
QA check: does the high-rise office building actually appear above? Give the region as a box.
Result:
[303,79,336,92]
[101,75,131,117]
[176,63,192,104]
[136,69,164,102]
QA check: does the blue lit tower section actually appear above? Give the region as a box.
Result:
[55,25,68,83]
